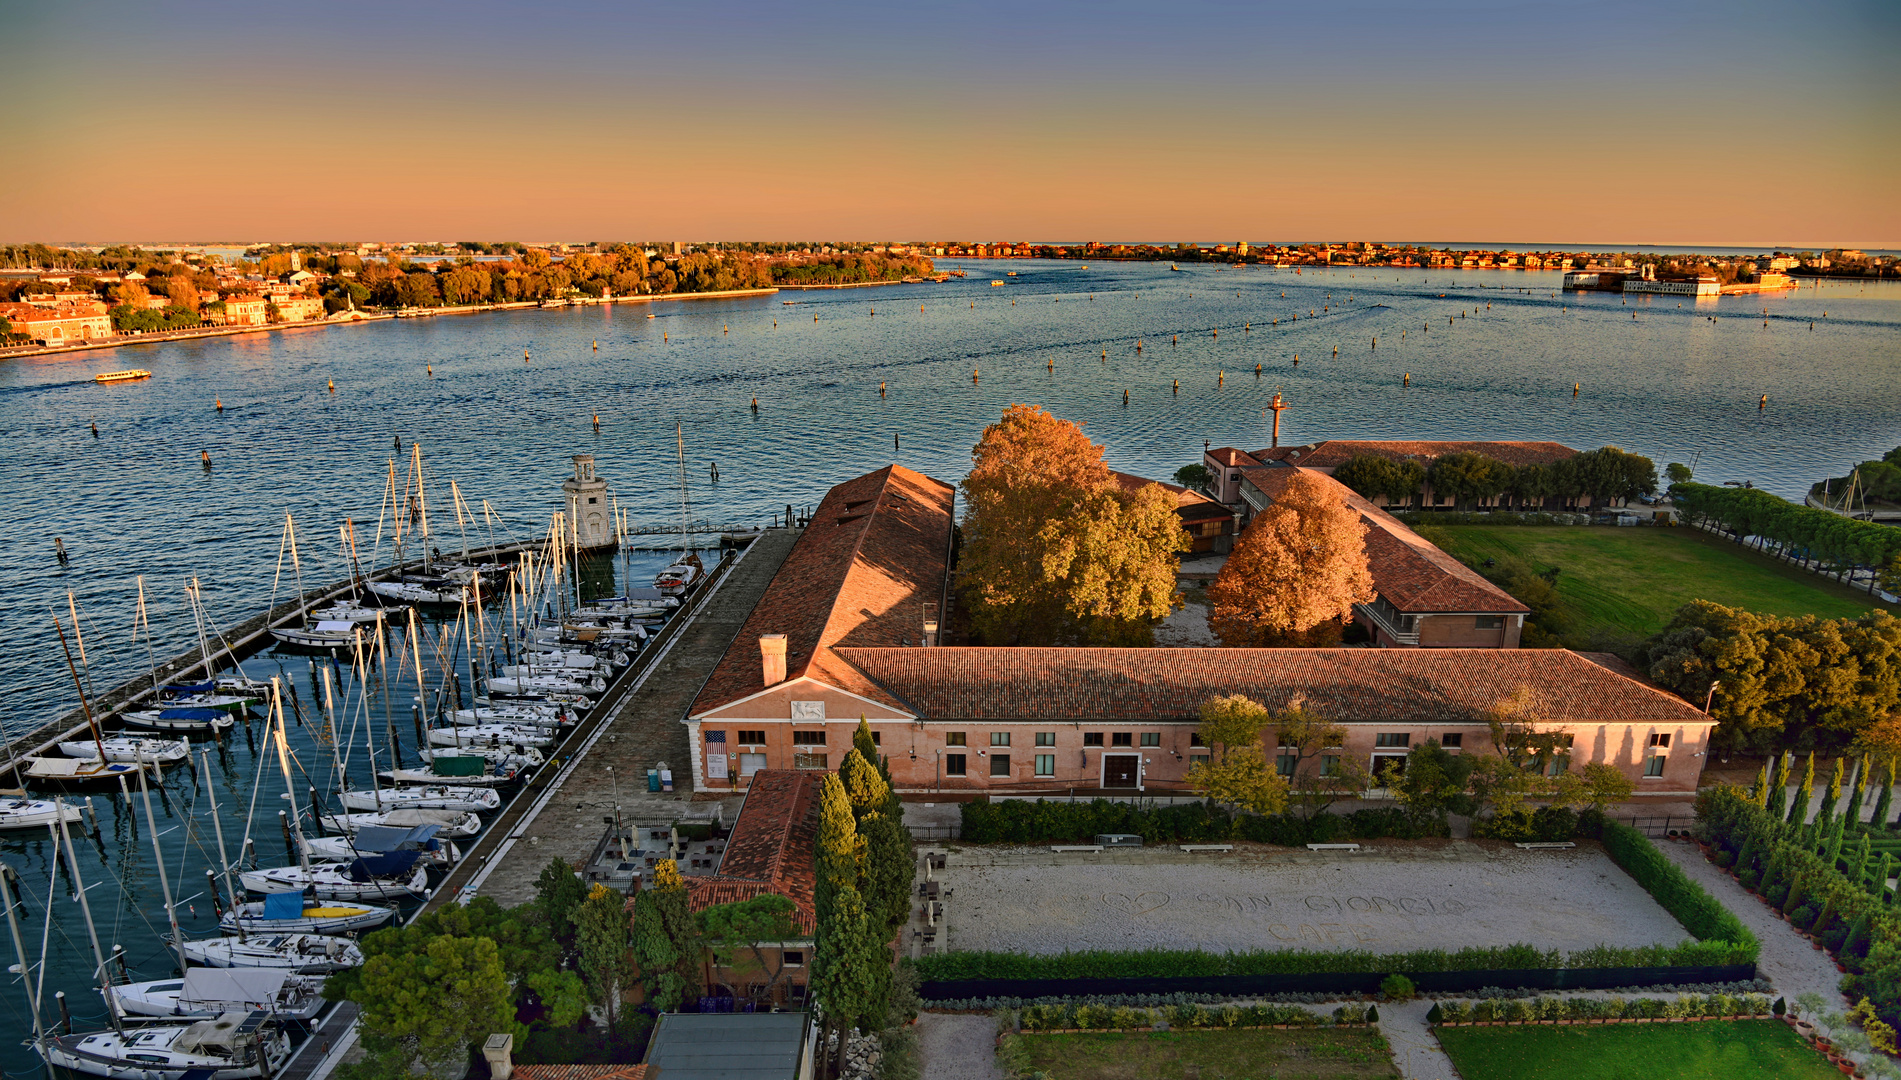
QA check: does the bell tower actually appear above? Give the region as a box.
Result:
[562,454,616,551]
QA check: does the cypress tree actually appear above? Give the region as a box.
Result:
[1851,833,1872,882]
[853,716,878,766]
[812,884,880,1078]
[839,748,892,819]
[1735,834,1761,879]
[1813,894,1839,939]
[1767,752,1789,817]
[1875,759,1897,830]
[1826,816,1848,866]
[1750,763,1770,807]
[1784,870,1809,914]
[1790,753,1816,825]
[1819,757,1846,827]
[1846,757,1868,827]
[1844,913,1874,963]
[1876,852,1895,903]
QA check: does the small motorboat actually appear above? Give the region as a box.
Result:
[220,891,396,935]
[121,707,237,735]
[303,823,458,868]
[23,756,152,790]
[38,1011,290,1080]
[430,723,556,750]
[337,784,501,812]
[0,796,87,832]
[652,562,700,595]
[58,736,189,765]
[180,933,363,972]
[317,807,482,839]
[240,852,430,901]
[114,969,326,1021]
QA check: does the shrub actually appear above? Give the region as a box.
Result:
[1380,974,1416,1000]
[957,797,1446,847]
[1792,901,1822,931]
[1426,1003,1444,1025]
[1599,822,1759,961]
[1715,850,1736,869]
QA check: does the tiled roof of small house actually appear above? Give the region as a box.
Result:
[833,647,1711,725]
[1109,470,1231,523]
[683,770,818,935]
[513,1066,654,1080]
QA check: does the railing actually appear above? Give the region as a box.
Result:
[907,825,961,841]
[1609,815,1695,838]
[1353,602,1420,646]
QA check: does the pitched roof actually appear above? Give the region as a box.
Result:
[1254,440,1579,469]
[832,647,1712,725]
[690,465,954,715]
[684,770,818,934]
[1241,468,1526,614]
[513,1066,653,1080]
[1109,470,1230,523]
[1205,447,1262,468]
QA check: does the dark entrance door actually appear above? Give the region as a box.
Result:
[1103,755,1139,788]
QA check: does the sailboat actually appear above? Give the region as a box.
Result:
[239,851,430,901]
[181,934,364,973]
[302,823,459,869]
[39,1011,293,1080]
[316,806,482,839]
[0,796,87,831]
[336,784,501,812]
[120,707,236,735]
[417,743,543,772]
[221,890,396,935]
[30,615,159,790]
[58,735,189,765]
[430,723,557,749]
[112,969,327,1022]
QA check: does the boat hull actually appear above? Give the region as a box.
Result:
[220,902,395,935]
[337,786,501,812]
[181,934,363,972]
[239,863,430,901]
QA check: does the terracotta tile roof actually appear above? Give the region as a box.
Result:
[691,465,955,715]
[685,770,818,935]
[513,1066,653,1080]
[1254,440,1579,469]
[832,647,1712,725]
[1205,447,1262,468]
[1241,469,1526,614]
[1109,470,1231,524]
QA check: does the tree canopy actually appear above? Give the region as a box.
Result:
[1208,470,1373,645]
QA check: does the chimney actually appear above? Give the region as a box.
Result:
[761,634,788,686]
[482,1034,514,1080]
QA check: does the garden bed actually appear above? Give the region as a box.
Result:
[1434,1018,1842,1080]
[1007,1027,1397,1080]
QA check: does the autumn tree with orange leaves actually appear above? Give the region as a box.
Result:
[960,405,1186,645]
[1208,469,1375,646]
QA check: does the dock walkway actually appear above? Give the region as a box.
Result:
[454,526,800,908]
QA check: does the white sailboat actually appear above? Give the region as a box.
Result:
[58,736,189,765]
[0,796,86,831]
[337,784,501,812]
[219,893,396,935]
[239,856,430,901]
[40,1012,292,1080]
[447,703,576,727]
[180,934,363,973]
[489,671,605,695]
[302,823,459,868]
[419,743,543,771]
[317,806,482,839]
[429,723,557,749]
[113,969,326,1021]
[120,707,235,734]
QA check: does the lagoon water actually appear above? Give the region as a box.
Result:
[0,259,1896,1068]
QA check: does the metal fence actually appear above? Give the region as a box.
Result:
[1609,815,1695,838]
[907,825,961,841]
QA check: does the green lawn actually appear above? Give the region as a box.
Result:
[1435,1019,1840,1080]
[1419,525,1890,638]
[1016,1028,1397,1080]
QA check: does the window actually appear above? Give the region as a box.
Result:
[1277,734,1299,748]
[1083,733,1104,747]
[1648,733,1671,748]
[870,731,881,745]
[782,950,805,967]
[1476,615,1504,629]
[1374,733,1411,748]
[1035,732,1056,747]
[990,732,1011,747]
[1140,733,1160,747]
[946,732,967,747]
[1275,754,1296,777]
[1190,754,1211,767]
[1190,733,1205,747]
[1644,756,1667,777]
[990,754,1011,777]
[945,753,966,776]
[737,730,766,745]
[793,730,827,745]
[1111,733,1133,747]
[1321,755,1342,776]
[1034,754,1055,776]
[1438,733,1463,749]
[793,753,828,770]
[739,753,766,776]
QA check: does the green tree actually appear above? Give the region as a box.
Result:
[1385,740,1477,820]
[524,969,590,1029]
[1791,752,1816,825]
[1185,694,1289,815]
[578,883,636,1023]
[855,811,915,939]
[839,748,891,819]
[355,934,510,1078]
[852,718,879,767]
[1172,463,1212,491]
[1428,451,1514,509]
[625,865,696,1015]
[811,884,883,1077]
[697,893,801,1007]
[1666,462,1695,486]
[534,856,586,953]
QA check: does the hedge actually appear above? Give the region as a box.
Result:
[1429,991,1774,1025]
[1010,1001,1364,1031]
[958,798,1445,846]
[1601,821,1758,956]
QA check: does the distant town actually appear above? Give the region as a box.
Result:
[0,238,1891,352]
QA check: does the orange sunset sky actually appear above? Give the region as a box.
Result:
[2,1,1896,246]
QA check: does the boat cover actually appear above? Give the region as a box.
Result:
[311,621,355,632]
[259,891,307,920]
[164,682,216,696]
[347,849,420,882]
[179,969,288,1009]
[158,708,225,721]
[430,755,487,777]
[351,824,441,852]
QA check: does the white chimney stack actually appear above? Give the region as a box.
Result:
[761,634,788,687]
[483,1034,514,1080]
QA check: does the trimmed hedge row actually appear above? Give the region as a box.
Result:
[1601,821,1758,955]
[1014,1001,1369,1031]
[1429,991,1775,1025]
[958,798,1445,846]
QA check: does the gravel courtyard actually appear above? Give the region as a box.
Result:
[933,841,1687,955]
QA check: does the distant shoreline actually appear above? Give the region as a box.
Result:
[0,287,783,363]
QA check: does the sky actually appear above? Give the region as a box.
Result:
[1,0,1896,246]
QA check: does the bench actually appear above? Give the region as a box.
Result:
[1178,844,1234,853]
[1306,843,1361,852]
[1051,845,1104,853]
[1513,842,1577,850]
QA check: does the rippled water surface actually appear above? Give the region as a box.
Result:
[0,260,1896,1068]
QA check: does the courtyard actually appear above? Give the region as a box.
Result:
[932,841,1688,955]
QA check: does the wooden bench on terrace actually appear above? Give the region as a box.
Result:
[1051,845,1104,853]
[1305,843,1362,852]
[1513,842,1578,849]
[1178,844,1234,853]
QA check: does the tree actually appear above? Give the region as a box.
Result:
[1185,694,1289,815]
[1385,740,1477,820]
[1273,696,1367,818]
[810,884,883,1079]
[697,894,801,1007]
[524,969,590,1029]
[1173,464,1212,491]
[534,856,586,952]
[578,883,637,1023]
[959,406,1182,644]
[852,718,879,768]
[1666,462,1695,486]
[355,934,510,1078]
[1790,752,1816,825]
[1207,470,1374,646]
[326,897,557,1009]
[1427,451,1514,509]
[839,748,890,819]
[815,773,865,910]
[855,811,914,939]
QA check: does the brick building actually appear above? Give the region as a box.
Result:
[685,465,1715,798]
[682,770,818,1005]
[0,300,113,344]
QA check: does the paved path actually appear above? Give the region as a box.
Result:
[917,1014,1004,1080]
[472,527,800,906]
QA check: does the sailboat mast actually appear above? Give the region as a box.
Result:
[287,515,310,627]
[54,798,122,1033]
[134,751,189,974]
[65,593,97,705]
[676,421,691,552]
[186,580,214,681]
[0,854,43,1040]
[270,680,311,872]
[135,577,160,697]
[51,613,107,760]
[355,629,382,806]
[199,747,245,940]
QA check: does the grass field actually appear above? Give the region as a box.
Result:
[1434,1019,1840,1080]
[1419,525,1891,639]
[1015,1028,1397,1080]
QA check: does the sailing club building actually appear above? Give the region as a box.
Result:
[683,464,1714,797]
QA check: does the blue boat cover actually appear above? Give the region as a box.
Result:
[351,824,441,853]
[164,683,215,695]
[259,891,306,920]
[347,849,420,882]
[157,708,224,720]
